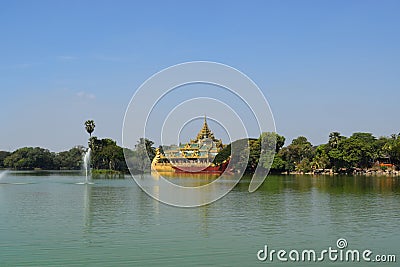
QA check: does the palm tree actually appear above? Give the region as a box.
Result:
[84,120,95,137]
[329,132,342,149]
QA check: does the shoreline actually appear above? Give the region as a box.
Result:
[2,169,399,178]
[283,169,400,177]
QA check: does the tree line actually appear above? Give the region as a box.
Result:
[219,132,400,174]
[1,146,86,170]
[1,120,399,174]
[0,120,133,172]
[0,137,155,173]
[0,139,132,172]
[0,118,154,173]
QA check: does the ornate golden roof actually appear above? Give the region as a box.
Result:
[194,116,219,143]
[161,116,224,161]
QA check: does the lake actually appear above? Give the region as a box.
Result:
[0,172,399,266]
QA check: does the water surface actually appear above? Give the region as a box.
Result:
[0,172,399,266]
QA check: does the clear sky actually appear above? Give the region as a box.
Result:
[1,0,399,152]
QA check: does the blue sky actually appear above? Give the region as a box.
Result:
[1,0,399,151]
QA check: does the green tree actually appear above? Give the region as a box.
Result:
[90,138,127,171]
[382,134,400,168]
[311,144,330,170]
[341,133,376,169]
[259,132,286,171]
[213,138,258,174]
[215,132,286,174]
[55,146,86,170]
[144,139,156,161]
[130,138,156,173]
[84,120,95,138]
[329,132,343,149]
[326,132,346,171]
[278,147,295,172]
[273,133,285,153]
[4,147,56,170]
[296,158,312,173]
[270,153,287,173]
[247,138,261,173]
[213,144,231,165]
[0,151,11,168]
[282,136,314,172]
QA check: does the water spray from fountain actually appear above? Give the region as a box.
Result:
[0,170,9,181]
[0,170,30,185]
[83,148,91,183]
[81,119,95,185]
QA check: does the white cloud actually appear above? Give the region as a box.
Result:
[76,91,95,99]
[92,54,123,62]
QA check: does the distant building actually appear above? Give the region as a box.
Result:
[164,116,223,164]
[152,116,226,173]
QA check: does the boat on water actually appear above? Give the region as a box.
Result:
[151,116,230,174]
[171,160,230,174]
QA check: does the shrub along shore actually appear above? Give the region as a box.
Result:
[269,132,400,176]
[284,169,400,176]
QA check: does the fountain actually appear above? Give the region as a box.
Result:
[83,148,91,183]
[0,170,31,185]
[0,170,9,182]
[81,119,95,185]
[77,148,93,185]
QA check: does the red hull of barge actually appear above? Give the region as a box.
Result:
[172,160,229,174]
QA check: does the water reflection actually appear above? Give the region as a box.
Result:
[198,205,211,237]
[10,170,82,176]
[83,185,91,229]
[1,174,399,266]
[81,180,161,232]
[131,172,241,207]
[76,175,400,266]
[312,175,400,195]
[152,171,220,186]
[253,175,400,195]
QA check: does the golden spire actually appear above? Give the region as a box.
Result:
[195,115,217,142]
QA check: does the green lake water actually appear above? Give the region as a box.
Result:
[0,172,399,266]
